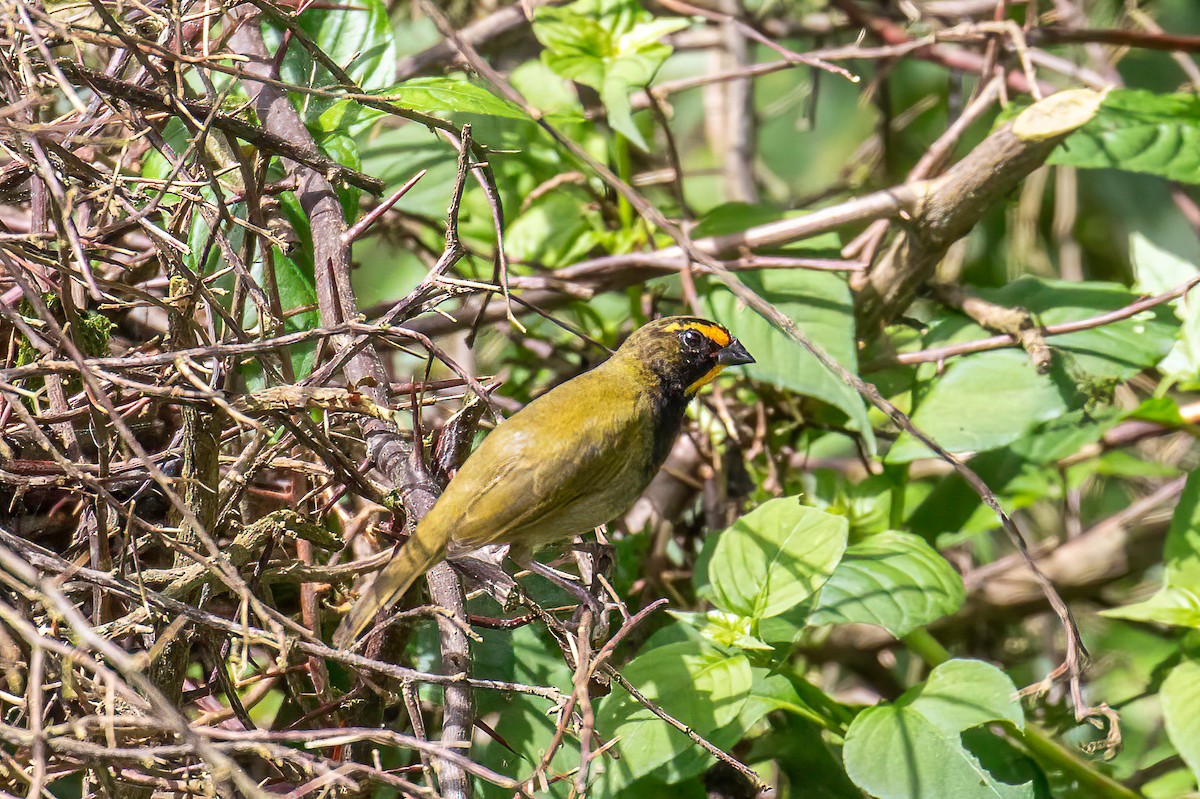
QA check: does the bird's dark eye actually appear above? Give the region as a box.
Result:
[681,329,705,350]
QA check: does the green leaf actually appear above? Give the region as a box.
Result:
[764,715,865,799]
[1131,231,1200,388]
[1102,468,1200,628]
[595,641,751,789]
[1049,90,1200,184]
[378,76,527,120]
[473,626,576,796]
[843,660,1034,799]
[182,188,319,390]
[1163,659,1200,787]
[667,610,773,651]
[744,667,823,721]
[1127,396,1187,427]
[888,349,1074,463]
[692,202,832,240]
[533,0,687,149]
[317,132,361,221]
[644,665,809,787]
[978,277,1177,381]
[1101,586,1200,628]
[705,269,873,450]
[890,277,1176,462]
[506,188,601,267]
[264,251,319,383]
[276,0,396,127]
[707,498,848,620]
[811,531,965,637]
[800,471,893,537]
[140,118,192,201]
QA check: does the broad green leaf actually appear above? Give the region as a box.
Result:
[800,471,894,537]
[811,531,965,637]
[252,249,320,386]
[706,269,873,450]
[1128,396,1187,426]
[888,349,1073,462]
[1007,406,1122,464]
[1132,232,1200,388]
[186,188,242,277]
[890,277,1176,462]
[708,498,848,620]
[904,403,1145,542]
[977,278,1177,381]
[510,59,584,117]
[314,98,385,135]
[764,715,865,799]
[362,76,527,123]
[644,665,807,787]
[595,641,751,789]
[600,778,706,799]
[506,189,602,267]
[473,626,576,797]
[140,118,193,203]
[183,189,319,389]
[743,668,823,722]
[1150,467,1200,579]
[276,0,396,127]
[1163,659,1200,786]
[691,202,825,239]
[844,660,1034,799]
[533,0,687,149]
[1049,90,1200,184]
[1101,586,1200,628]
[318,132,361,221]
[916,277,1177,381]
[1102,469,1200,628]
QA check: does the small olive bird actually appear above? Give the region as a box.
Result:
[332,316,754,648]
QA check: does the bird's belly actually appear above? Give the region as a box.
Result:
[509,459,651,548]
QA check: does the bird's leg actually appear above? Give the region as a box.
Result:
[516,556,607,619]
[571,539,615,591]
[517,544,614,640]
[449,554,520,611]
[572,527,617,638]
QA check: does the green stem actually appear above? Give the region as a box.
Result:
[902,627,951,666]
[779,661,852,735]
[1009,724,1142,799]
[613,132,634,230]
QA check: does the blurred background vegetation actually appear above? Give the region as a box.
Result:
[4,0,1200,797]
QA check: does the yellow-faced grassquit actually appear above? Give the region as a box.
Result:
[333,316,754,647]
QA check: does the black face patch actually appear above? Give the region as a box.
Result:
[618,316,745,396]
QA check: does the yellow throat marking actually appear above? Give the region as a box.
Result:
[687,364,726,395]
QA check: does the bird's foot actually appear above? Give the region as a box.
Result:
[566,602,612,642]
[517,557,613,638]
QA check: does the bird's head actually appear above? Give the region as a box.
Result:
[616,316,755,396]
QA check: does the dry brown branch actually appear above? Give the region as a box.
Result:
[855,89,1102,333]
[0,0,1192,794]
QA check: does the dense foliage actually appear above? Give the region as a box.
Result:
[2,0,1200,798]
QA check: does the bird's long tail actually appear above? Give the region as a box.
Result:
[332,524,447,649]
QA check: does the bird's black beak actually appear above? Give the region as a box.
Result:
[717,338,755,366]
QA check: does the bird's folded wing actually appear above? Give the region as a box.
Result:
[435,373,640,551]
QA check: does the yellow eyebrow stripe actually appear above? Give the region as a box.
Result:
[663,320,731,347]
